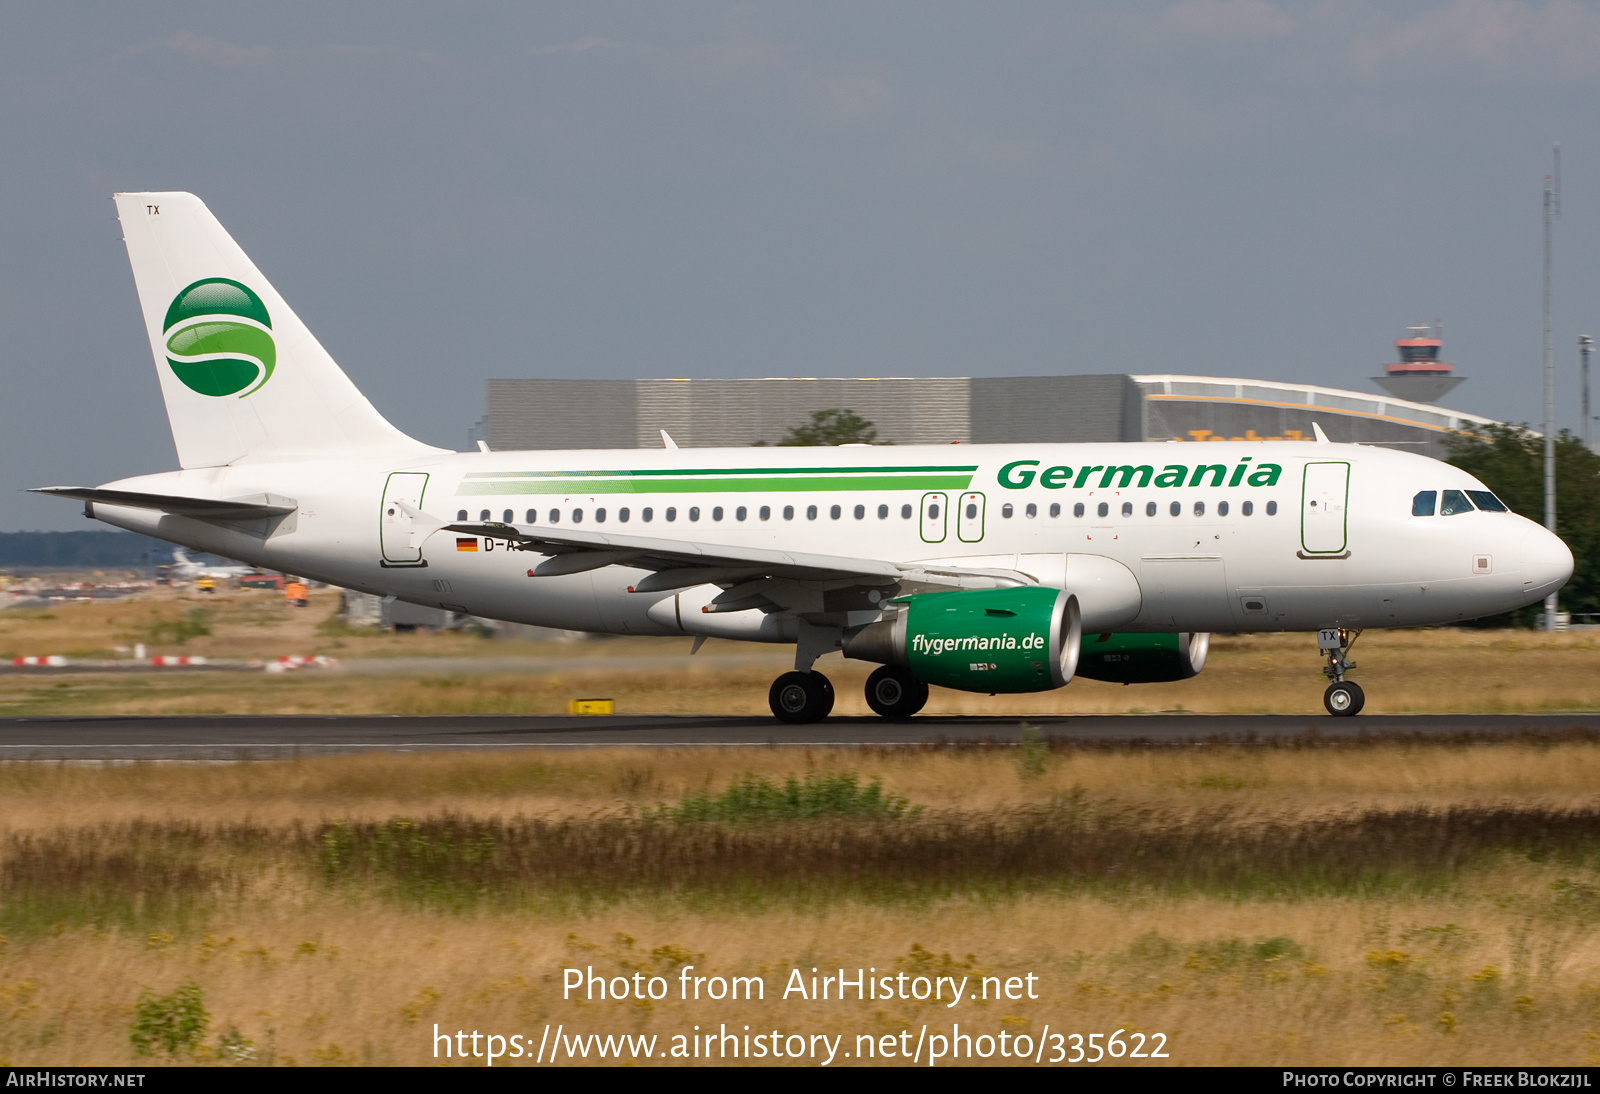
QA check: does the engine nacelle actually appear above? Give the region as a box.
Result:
[843,587,1080,693]
[1075,632,1209,684]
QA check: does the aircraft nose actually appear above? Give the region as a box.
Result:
[1518,525,1574,602]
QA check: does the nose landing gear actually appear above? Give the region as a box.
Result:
[1318,627,1364,716]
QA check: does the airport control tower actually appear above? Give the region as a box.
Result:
[1372,324,1466,404]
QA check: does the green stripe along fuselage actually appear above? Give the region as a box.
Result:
[458,465,977,496]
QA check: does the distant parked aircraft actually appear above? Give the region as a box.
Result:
[169,547,257,581]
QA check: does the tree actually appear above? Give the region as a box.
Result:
[762,408,882,447]
[1445,424,1600,622]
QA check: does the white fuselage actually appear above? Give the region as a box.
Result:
[86,440,1571,637]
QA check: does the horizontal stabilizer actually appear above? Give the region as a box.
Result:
[32,487,297,521]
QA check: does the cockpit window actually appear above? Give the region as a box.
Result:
[1466,490,1509,512]
[1412,490,1437,516]
[1440,489,1475,516]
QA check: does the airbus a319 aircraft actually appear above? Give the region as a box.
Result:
[36,193,1573,722]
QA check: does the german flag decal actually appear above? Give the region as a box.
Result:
[456,538,478,552]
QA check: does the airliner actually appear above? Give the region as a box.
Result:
[168,547,258,581]
[35,193,1573,721]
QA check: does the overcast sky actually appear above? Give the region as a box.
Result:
[4,1,1599,530]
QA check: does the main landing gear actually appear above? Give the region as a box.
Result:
[769,671,835,724]
[1317,627,1364,717]
[864,665,929,719]
[767,666,931,723]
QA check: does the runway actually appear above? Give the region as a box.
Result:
[2,712,1599,759]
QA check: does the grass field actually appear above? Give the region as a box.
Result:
[5,587,1600,1066]
[3,585,1600,716]
[3,742,1600,1066]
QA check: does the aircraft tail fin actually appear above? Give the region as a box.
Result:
[114,193,441,468]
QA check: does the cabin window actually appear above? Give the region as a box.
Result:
[927,503,940,520]
[711,507,723,521]
[807,505,819,520]
[1194,501,1205,517]
[1170,501,1181,517]
[1466,490,1508,512]
[1218,500,1229,517]
[1412,490,1437,516]
[689,506,700,521]
[642,507,653,522]
[525,509,537,523]
[595,508,606,523]
[830,504,842,520]
[1241,501,1253,516]
[457,510,468,521]
[548,509,560,524]
[1073,502,1085,518]
[572,509,583,523]
[1096,502,1109,518]
[736,506,747,521]
[1001,503,1014,518]
[1440,490,1474,516]
[1146,501,1157,517]
[619,508,630,523]
[1049,503,1061,518]
[901,504,913,519]
[760,506,771,521]
[855,504,866,520]
[1265,501,1278,516]
[479,509,491,521]
[502,509,513,523]
[783,505,795,520]
[665,507,677,522]
[1121,502,1133,518]
[1025,503,1037,518]
[878,504,889,519]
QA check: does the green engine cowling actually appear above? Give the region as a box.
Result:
[1075,632,1210,683]
[842,587,1080,693]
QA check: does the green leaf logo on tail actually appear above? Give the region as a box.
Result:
[163,278,275,397]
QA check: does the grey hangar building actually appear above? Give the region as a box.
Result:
[483,374,1500,456]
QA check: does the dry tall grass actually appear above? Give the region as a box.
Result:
[5,740,1600,827]
[2,743,1600,1066]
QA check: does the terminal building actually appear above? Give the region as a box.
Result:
[484,374,1500,458]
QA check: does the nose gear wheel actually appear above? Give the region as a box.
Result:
[1323,680,1365,717]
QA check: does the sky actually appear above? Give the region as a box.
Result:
[4,0,1599,531]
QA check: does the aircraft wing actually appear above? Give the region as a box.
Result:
[423,507,1031,606]
[32,487,298,521]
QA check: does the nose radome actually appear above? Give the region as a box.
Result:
[1519,526,1574,601]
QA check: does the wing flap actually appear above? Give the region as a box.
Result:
[440,516,1034,599]
[445,519,906,583]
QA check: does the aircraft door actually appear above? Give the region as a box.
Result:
[920,492,948,544]
[381,472,430,565]
[957,492,986,543]
[1300,462,1350,555]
